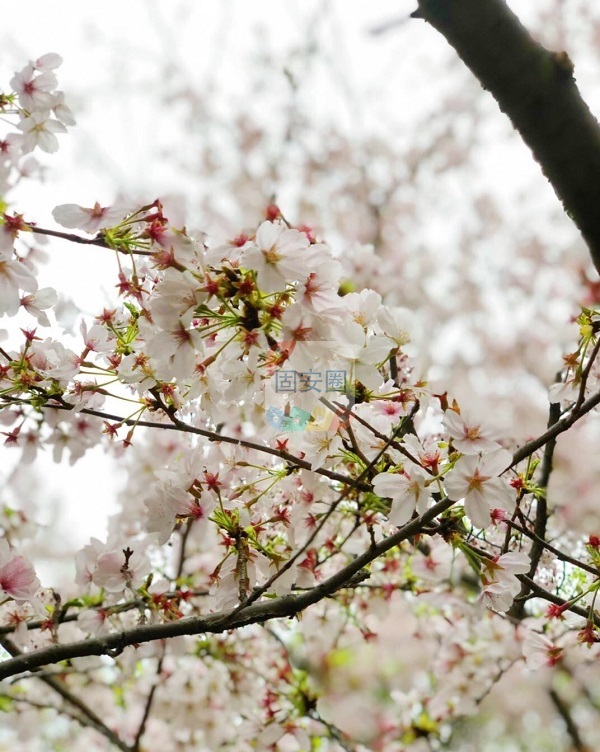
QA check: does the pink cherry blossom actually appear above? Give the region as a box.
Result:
[0,133,24,166]
[0,257,37,316]
[20,287,58,327]
[80,320,113,354]
[297,259,344,312]
[51,91,76,127]
[522,630,563,669]
[376,305,415,350]
[342,289,382,327]
[411,536,454,582]
[0,539,39,601]
[27,338,79,387]
[333,320,393,390]
[32,53,63,72]
[92,545,150,594]
[77,608,111,636]
[10,64,58,110]
[147,268,207,329]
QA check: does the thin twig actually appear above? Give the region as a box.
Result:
[132,647,165,752]
[510,399,562,619]
[504,520,600,579]
[0,637,132,751]
[29,226,153,256]
[510,388,600,468]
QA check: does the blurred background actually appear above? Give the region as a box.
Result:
[2,3,600,750]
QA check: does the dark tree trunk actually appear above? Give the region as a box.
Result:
[413,0,600,274]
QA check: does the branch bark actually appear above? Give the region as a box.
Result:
[413,0,600,274]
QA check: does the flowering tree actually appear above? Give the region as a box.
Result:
[2,2,600,751]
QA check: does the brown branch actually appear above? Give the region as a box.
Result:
[0,590,209,637]
[519,576,600,628]
[413,0,600,274]
[0,495,455,681]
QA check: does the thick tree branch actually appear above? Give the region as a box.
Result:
[0,496,455,681]
[413,0,600,274]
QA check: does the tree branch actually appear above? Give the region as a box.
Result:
[549,687,588,752]
[510,388,600,468]
[28,226,153,256]
[413,0,600,273]
[0,496,455,680]
[509,399,561,619]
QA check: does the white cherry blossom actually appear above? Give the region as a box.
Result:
[444,448,514,528]
[242,220,310,293]
[18,111,67,153]
[52,202,126,233]
[443,409,502,455]
[372,467,431,526]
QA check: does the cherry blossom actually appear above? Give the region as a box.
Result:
[443,408,503,455]
[0,539,39,601]
[51,91,76,127]
[373,467,431,526]
[92,544,151,595]
[411,536,454,583]
[297,259,344,313]
[480,551,530,612]
[17,111,67,153]
[20,287,58,326]
[522,630,563,670]
[333,319,393,390]
[10,64,58,110]
[52,201,127,233]
[0,256,37,316]
[32,53,63,71]
[444,448,514,528]
[241,220,310,292]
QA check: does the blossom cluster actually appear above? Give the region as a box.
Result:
[0,54,599,752]
[0,53,73,192]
